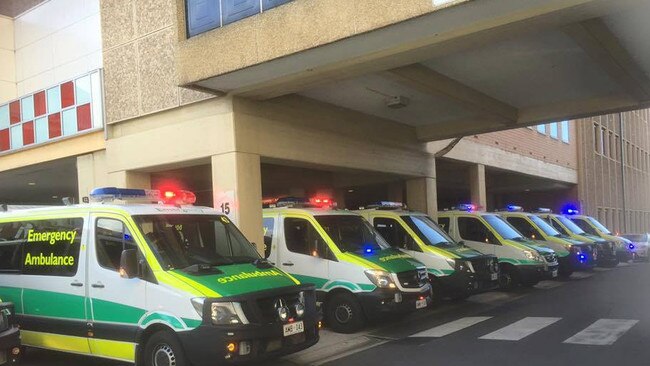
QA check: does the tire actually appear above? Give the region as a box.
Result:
[498,264,518,291]
[428,275,443,306]
[143,331,188,366]
[324,292,365,334]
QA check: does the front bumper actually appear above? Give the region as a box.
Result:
[0,327,19,364]
[542,263,560,280]
[561,252,596,272]
[616,249,633,262]
[438,270,499,297]
[517,264,546,283]
[595,244,619,266]
[357,285,431,319]
[176,284,320,365]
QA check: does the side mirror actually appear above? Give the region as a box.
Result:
[119,249,139,279]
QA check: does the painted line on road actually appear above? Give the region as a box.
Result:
[535,281,565,289]
[479,317,562,341]
[564,319,639,346]
[410,317,493,338]
[570,272,595,280]
[593,267,612,272]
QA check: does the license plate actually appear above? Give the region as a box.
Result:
[283,321,304,337]
[491,273,498,281]
[416,299,428,309]
[551,270,558,278]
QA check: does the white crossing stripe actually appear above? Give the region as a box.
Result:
[410,317,493,338]
[479,317,561,341]
[564,319,638,345]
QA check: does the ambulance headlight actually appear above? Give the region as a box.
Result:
[364,269,396,289]
[570,246,582,255]
[524,250,542,262]
[295,303,305,318]
[211,302,249,325]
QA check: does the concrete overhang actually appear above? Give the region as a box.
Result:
[179,0,650,141]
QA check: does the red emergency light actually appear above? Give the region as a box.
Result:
[161,190,197,205]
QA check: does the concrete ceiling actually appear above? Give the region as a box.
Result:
[0,0,45,17]
[0,157,77,205]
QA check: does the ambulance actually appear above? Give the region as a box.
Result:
[438,205,559,289]
[497,206,596,275]
[535,212,619,267]
[355,202,499,301]
[262,197,431,333]
[0,188,320,366]
[566,212,634,262]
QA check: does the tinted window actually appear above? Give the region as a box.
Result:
[96,218,137,271]
[458,217,498,245]
[549,217,570,235]
[263,217,275,259]
[587,217,612,234]
[284,218,327,257]
[20,218,83,276]
[0,222,24,272]
[572,218,599,235]
[483,215,523,240]
[315,215,389,254]
[506,217,543,239]
[437,217,450,233]
[529,215,561,236]
[556,216,586,235]
[374,218,419,251]
[402,215,459,249]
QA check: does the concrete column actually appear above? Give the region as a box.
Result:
[77,151,109,201]
[406,177,437,218]
[469,164,487,209]
[212,152,264,253]
[108,170,151,189]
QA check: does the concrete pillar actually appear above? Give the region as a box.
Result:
[469,164,487,209]
[108,170,151,189]
[77,151,109,201]
[406,177,437,218]
[212,152,264,253]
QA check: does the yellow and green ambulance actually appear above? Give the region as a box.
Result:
[0,188,320,366]
[355,203,499,301]
[567,213,633,263]
[263,198,431,333]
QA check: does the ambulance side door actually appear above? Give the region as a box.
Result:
[87,214,146,360]
[371,215,423,259]
[455,215,498,256]
[263,216,279,265]
[277,214,330,287]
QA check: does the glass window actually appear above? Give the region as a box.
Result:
[262,217,275,259]
[457,217,498,245]
[571,218,599,236]
[536,124,546,134]
[96,218,137,271]
[133,214,260,270]
[483,214,523,241]
[19,218,83,276]
[284,217,327,257]
[20,95,34,121]
[506,217,543,240]
[529,215,561,237]
[549,217,569,235]
[401,215,459,249]
[0,222,25,272]
[437,217,450,233]
[374,217,419,252]
[587,217,612,234]
[561,121,570,143]
[549,123,558,139]
[315,215,389,254]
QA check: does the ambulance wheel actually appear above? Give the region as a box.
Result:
[428,275,443,306]
[325,292,365,334]
[498,264,518,291]
[144,331,187,366]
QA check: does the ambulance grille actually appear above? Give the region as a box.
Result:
[469,257,499,274]
[246,292,303,324]
[396,269,428,289]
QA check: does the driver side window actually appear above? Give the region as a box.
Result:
[284,218,330,258]
[457,217,498,245]
[96,218,137,272]
[572,219,597,235]
[374,218,420,252]
[550,219,568,235]
[506,217,542,240]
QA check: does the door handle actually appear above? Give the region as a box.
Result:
[282,262,294,266]
[70,282,83,287]
[269,262,276,265]
[91,282,105,289]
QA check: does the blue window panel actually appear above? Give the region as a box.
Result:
[75,75,92,105]
[222,0,260,26]
[0,104,8,129]
[10,125,22,149]
[550,122,558,139]
[62,108,77,136]
[21,95,34,121]
[262,0,291,11]
[536,124,546,134]
[187,0,221,37]
[34,117,48,144]
[47,86,61,114]
[561,120,570,143]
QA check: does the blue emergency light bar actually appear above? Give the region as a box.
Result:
[533,208,553,213]
[89,187,196,205]
[563,207,580,215]
[505,205,524,212]
[453,203,476,212]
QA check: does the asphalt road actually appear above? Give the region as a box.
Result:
[20,262,649,366]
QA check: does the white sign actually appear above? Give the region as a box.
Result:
[215,190,236,223]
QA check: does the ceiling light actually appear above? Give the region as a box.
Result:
[52,196,58,199]
[385,96,410,109]
[27,182,36,186]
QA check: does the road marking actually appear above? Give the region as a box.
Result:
[410,317,493,338]
[479,317,561,341]
[564,319,639,345]
[535,281,565,289]
[618,262,631,267]
[570,272,595,279]
[593,267,612,272]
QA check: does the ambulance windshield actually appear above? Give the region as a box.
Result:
[315,215,390,254]
[401,215,458,248]
[133,214,260,271]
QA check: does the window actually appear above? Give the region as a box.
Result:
[561,121,570,143]
[284,218,327,257]
[20,218,83,276]
[601,127,607,156]
[571,218,598,236]
[262,217,275,259]
[96,218,137,271]
[437,217,450,233]
[315,215,388,254]
[506,217,543,240]
[374,218,419,252]
[549,218,569,235]
[536,124,546,134]
[549,123,558,139]
[457,217,498,245]
[0,222,24,272]
[593,123,599,153]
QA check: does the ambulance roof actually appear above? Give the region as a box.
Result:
[262,207,360,217]
[0,203,223,219]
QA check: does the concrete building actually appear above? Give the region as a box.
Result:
[1,0,650,251]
